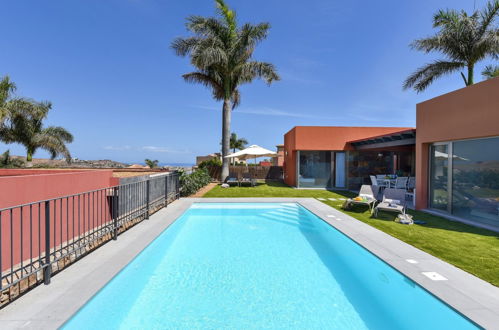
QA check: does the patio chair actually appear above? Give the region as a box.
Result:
[225,171,240,186]
[240,172,256,187]
[371,174,390,188]
[343,185,379,212]
[407,177,415,190]
[371,175,386,188]
[373,188,407,217]
[393,176,408,189]
[406,177,416,205]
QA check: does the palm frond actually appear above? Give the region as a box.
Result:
[32,133,71,161]
[42,126,74,143]
[171,37,203,57]
[403,60,465,92]
[479,0,499,37]
[236,61,280,85]
[433,9,460,27]
[482,64,499,78]
[182,72,224,99]
[215,0,236,36]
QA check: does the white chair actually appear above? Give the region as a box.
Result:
[374,188,407,217]
[372,175,387,187]
[393,177,408,189]
[406,177,416,205]
[343,185,379,212]
[407,177,415,190]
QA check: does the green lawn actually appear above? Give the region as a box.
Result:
[204,181,499,286]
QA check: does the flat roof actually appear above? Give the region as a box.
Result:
[349,128,416,147]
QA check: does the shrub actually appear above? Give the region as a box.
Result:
[0,150,24,168]
[179,168,211,197]
[198,158,222,169]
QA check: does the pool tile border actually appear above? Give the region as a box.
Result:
[0,198,497,329]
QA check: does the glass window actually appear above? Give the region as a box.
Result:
[429,144,449,211]
[298,151,331,188]
[335,152,346,188]
[451,137,499,227]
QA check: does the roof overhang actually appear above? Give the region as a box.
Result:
[349,129,416,150]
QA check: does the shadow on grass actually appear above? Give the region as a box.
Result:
[339,201,499,239]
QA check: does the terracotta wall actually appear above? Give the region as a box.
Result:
[284,128,296,186]
[415,78,499,209]
[0,169,117,272]
[0,169,116,208]
[283,126,413,186]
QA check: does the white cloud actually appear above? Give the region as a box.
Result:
[189,105,339,120]
[141,146,191,154]
[103,145,132,151]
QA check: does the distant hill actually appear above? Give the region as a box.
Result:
[10,156,130,168]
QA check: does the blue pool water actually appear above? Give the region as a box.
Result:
[63,203,477,329]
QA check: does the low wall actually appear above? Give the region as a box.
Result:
[0,169,117,209]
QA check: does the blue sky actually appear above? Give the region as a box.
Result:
[0,0,489,164]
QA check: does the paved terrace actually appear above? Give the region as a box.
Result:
[0,198,497,329]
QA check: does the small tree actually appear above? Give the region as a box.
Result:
[145,159,159,168]
[0,99,73,167]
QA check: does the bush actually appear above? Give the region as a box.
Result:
[0,150,24,168]
[179,168,211,197]
[198,158,222,169]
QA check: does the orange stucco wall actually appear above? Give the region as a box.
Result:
[415,77,499,210]
[283,126,413,186]
[0,169,116,208]
[0,169,117,271]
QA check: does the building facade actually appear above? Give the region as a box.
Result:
[283,126,414,189]
[415,78,499,230]
[281,78,499,230]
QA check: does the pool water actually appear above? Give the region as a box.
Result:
[63,203,477,329]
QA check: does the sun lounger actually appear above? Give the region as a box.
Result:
[240,172,256,187]
[373,188,406,217]
[343,185,379,212]
[226,172,240,186]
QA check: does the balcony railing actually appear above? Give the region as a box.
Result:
[0,172,180,307]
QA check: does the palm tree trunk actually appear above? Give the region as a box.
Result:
[467,64,474,86]
[26,149,33,168]
[221,99,231,182]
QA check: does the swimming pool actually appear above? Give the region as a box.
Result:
[63,203,477,329]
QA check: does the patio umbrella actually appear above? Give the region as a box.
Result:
[224,145,277,164]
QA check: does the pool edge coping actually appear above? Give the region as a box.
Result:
[0,197,496,329]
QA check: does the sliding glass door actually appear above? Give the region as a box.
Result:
[297,151,346,188]
[429,144,450,211]
[429,137,499,229]
[298,151,331,188]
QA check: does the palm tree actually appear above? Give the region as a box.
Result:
[0,76,16,122]
[229,132,247,165]
[0,102,73,167]
[482,64,499,78]
[145,159,159,168]
[171,0,279,181]
[404,1,499,92]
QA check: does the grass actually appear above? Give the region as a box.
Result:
[203,181,499,286]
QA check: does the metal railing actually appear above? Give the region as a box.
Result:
[0,172,179,307]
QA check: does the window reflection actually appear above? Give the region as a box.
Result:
[298,151,331,188]
[430,144,449,211]
[452,137,499,227]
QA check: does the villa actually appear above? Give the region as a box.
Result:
[282,78,499,231]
